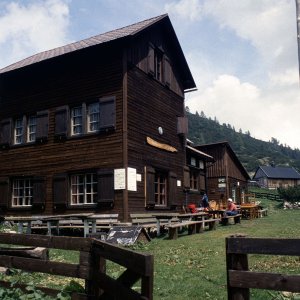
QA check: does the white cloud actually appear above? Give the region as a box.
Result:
[165,0,204,21]
[203,0,297,71]
[186,74,300,149]
[268,68,299,86]
[0,0,71,69]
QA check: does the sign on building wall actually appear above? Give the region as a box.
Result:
[114,168,126,190]
[127,167,137,192]
[114,167,137,191]
[218,177,226,188]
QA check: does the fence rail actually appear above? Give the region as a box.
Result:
[226,236,300,299]
[253,192,283,201]
[0,233,153,300]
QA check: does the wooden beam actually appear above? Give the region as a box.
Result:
[229,270,300,292]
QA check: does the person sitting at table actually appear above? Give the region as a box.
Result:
[188,203,198,213]
[225,198,238,216]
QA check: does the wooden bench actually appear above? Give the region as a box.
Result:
[258,208,268,218]
[221,214,242,226]
[165,218,220,240]
[130,213,179,236]
[130,214,158,229]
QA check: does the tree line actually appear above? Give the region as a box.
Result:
[186,109,300,174]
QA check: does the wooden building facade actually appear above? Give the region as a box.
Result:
[183,142,214,207]
[0,15,196,221]
[196,142,250,206]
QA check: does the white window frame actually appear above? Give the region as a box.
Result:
[71,106,83,135]
[87,103,100,133]
[14,118,23,145]
[27,115,37,142]
[70,173,97,205]
[12,178,33,207]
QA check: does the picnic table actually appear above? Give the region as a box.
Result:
[5,213,119,237]
[240,204,259,219]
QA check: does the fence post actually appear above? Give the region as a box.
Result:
[141,255,154,300]
[226,236,250,300]
[85,244,106,299]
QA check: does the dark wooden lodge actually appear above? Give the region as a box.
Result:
[196,142,250,206]
[0,14,197,221]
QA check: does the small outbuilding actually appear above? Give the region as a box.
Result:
[196,141,250,207]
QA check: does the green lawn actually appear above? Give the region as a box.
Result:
[144,199,300,300]
[2,198,300,299]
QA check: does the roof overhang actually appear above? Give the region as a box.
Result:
[186,145,215,162]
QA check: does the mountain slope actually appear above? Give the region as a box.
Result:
[187,111,300,175]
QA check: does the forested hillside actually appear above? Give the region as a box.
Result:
[187,110,300,175]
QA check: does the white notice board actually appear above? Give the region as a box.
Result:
[127,167,137,191]
[114,168,126,190]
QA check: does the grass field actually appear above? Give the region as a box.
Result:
[2,197,300,299]
[145,198,300,300]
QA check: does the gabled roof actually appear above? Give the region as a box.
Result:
[0,15,164,74]
[195,141,250,180]
[0,14,195,90]
[254,166,300,179]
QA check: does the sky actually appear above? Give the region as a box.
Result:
[0,0,299,149]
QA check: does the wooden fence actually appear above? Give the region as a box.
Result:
[0,233,153,300]
[253,192,282,201]
[226,236,300,299]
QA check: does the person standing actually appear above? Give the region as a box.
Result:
[201,193,209,211]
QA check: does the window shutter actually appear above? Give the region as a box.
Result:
[0,177,9,208]
[148,43,155,76]
[97,170,114,207]
[99,97,115,130]
[36,110,49,143]
[168,172,177,207]
[164,56,171,87]
[200,174,206,191]
[0,119,12,148]
[183,166,190,189]
[53,174,68,209]
[145,166,155,208]
[177,117,188,135]
[32,177,46,209]
[55,106,69,140]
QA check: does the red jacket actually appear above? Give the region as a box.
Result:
[227,202,237,211]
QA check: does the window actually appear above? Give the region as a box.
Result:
[71,106,83,135]
[53,170,114,209]
[10,113,47,146]
[87,103,100,132]
[155,171,167,206]
[70,173,97,205]
[146,167,177,208]
[190,170,199,190]
[12,178,33,207]
[154,49,163,81]
[27,116,37,142]
[70,98,115,137]
[14,118,23,144]
[148,43,171,86]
